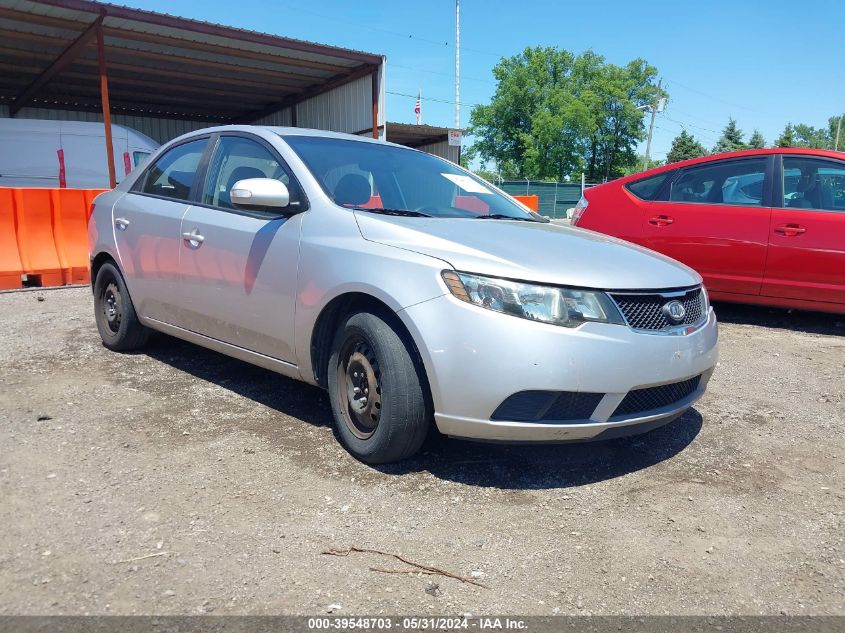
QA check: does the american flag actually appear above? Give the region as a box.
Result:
[414,90,421,125]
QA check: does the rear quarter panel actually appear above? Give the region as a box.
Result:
[580,182,644,245]
[87,189,123,273]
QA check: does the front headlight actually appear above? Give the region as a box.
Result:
[441,271,624,328]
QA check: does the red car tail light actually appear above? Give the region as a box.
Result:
[571,196,589,225]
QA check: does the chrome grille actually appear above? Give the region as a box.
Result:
[610,288,704,331]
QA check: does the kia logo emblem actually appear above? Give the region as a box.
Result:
[663,300,686,324]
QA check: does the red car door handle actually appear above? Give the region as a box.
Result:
[774,224,806,237]
[648,215,674,226]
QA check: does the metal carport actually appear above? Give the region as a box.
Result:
[383,122,460,164]
[0,0,386,186]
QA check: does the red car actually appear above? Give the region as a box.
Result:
[573,148,845,315]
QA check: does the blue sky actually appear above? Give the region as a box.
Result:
[123,0,844,163]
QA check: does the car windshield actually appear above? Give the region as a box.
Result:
[282,135,544,221]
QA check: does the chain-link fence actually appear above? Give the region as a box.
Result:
[499,179,597,219]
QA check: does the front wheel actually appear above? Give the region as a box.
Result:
[327,310,430,464]
[93,261,150,351]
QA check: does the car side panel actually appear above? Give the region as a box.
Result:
[111,192,189,323]
[293,204,450,386]
[762,208,845,305]
[638,199,771,296]
[707,289,845,315]
[177,206,303,364]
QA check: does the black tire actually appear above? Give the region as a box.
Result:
[327,310,430,464]
[93,261,150,352]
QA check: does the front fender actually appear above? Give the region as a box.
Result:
[293,206,448,385]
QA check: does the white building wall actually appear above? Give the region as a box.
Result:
[416,139,459,164]
[295,66,385,138]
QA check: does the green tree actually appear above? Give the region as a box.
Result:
[775,118,841,149]
[775,123,796,147]
[666,130,707,163]
[467,46,586,182]
[793,124,831,149]
[621,155,663,176]
[459,150,502,184]
[574,53,661,180]
[712,118,746,153]
[467,46,662,182]
[748,129,766,149]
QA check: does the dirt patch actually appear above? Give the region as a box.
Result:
[0,288,842,615]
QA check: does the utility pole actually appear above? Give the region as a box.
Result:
[642,78,662,171]
[455,0,460,130]
[836,114,843,152]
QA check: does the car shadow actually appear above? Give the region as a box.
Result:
[144,334,334,429]
[143,335,702,490]
[712,301,845,336]
[376,410,703,489]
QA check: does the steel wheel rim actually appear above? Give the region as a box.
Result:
[102,281,123,334]
[336,335,382,439]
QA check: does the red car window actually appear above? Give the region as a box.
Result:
[670,159,767,206]
[783,157,845,212]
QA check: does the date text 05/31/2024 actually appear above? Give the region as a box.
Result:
[307,617,528,630]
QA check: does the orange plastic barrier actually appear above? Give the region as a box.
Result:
[52,189,105,285]
[0,187,107,289]
[359,194,384,209]
[513,194,539,211]
[0,189,24,290]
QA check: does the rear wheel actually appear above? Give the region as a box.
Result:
[93,261,150,351]
[327,310,430,464]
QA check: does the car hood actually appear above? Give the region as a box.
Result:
[354,213,701,290]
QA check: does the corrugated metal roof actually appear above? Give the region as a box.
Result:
[14,0,382,62]
[386,122,458,147]
[0,0,385,122]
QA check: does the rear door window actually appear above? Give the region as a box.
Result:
[137,138,208,201]
[783,156,845,212]
[625,172,672,201]
[671,159,768,206]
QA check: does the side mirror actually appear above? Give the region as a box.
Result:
[230,178,291,210]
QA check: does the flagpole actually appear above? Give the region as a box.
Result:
[455,0,460,130]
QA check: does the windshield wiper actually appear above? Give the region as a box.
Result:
[352,207,432,218]
[475,213,545,222]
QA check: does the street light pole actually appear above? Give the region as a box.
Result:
[836,114,842,152]
[642,78,661,172]
[455,0,460,130]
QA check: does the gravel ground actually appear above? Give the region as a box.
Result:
[0,287,842,616]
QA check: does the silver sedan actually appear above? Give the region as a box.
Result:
[88,126,719,463]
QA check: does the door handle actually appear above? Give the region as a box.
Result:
[648,215,674,226]
[182,229,205,246]
[774,223,806,237]
[114,217,130,230]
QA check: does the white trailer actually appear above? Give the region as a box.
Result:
[0,119,158,189]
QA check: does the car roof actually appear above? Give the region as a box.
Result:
[167,124,408,149]
[611,147,845,186]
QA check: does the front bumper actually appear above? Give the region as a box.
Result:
[399,294,719,442]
